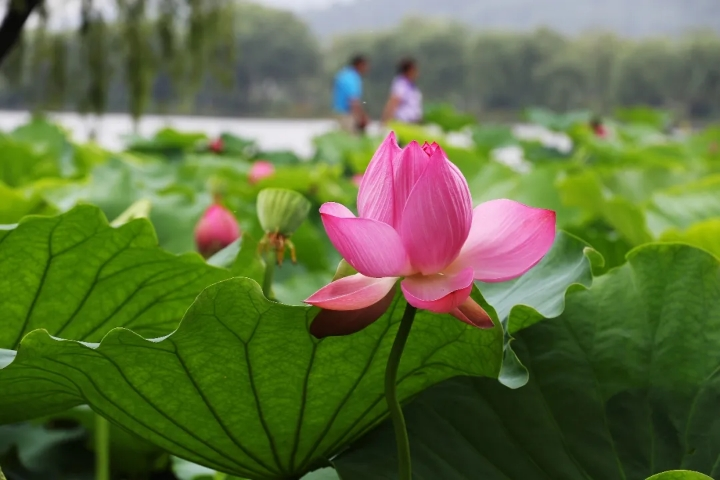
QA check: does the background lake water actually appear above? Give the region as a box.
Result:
[0,111,338,157]
[0,110,570,164]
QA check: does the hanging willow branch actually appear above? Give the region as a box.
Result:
[78,0,110,117]
[176,0,237,109]
[0,0,43,67]
[157,0,178,60]
[206,0,238,89]
[116,0,155,126]
[47,34,68,108]
[26,1,49,112]
[2,26,25,86]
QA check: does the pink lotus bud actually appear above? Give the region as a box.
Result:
[248,160,275,185]
[209,138,224,154]
[351,174,364,187]
[194,203,241,258]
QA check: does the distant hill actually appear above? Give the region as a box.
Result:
[300,0,720,39]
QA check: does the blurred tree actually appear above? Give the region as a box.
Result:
[612,39,675,108]
[574,32,621,113]
[219,2,321,115]
[1,3,720,120]
[532,47,590,111]
[674,32,720,117]
[116,0,154,128]
[77,0,111,121]
[0,0,241,121]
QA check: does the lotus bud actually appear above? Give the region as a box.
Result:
[248,160,275,185]
[209,137,224,154]
[194,201,241,259]
[256,188,311,265]
[351,174,364,187]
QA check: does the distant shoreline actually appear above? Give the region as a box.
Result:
[0,110,338,156]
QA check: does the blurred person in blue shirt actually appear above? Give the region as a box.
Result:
[333,54,369,134]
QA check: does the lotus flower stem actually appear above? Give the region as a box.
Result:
[262,252,276,299]
[95,413,110,480]
[384,302,417,480]
[0,464,6,480]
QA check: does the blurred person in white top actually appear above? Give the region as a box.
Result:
[381,58,423,125]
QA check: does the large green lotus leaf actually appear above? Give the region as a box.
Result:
[565,219,633,275]
[620,143,695,169]
[179,154,252,191]
[646,176,720,238]
[0,135,61,187]
[10,120,80,178]
[172,457,339,480]
[389,122,443,147]
[479,231,599,389]
[334,243,720,480]
[40,157,212,254]
[442,145,489,180]
[661,219,720,259]
[0,422,86,479]
[125,128,207,157]
[559,163,698,208]
[273,266,334,306]
[477,231,599,334]
[468,163,582,228]
[0,406,166,478]
[172,457,246,480]
[0,205,231,349]
[213,218,339,306]
[524,107,590,132]
[312,131,378,171]
[599,167,700,205]
[558,170,653,245]
[0,279,505,479]
[603,197,653,245]
[0,182,57,224]
[470,124,518,157]
[466,162,520,204]
[647,472,714,480]
[0,228,593,477]
[424,102,477,133]
[614,106,671,129]
[207,234,265,284]
[52,406,167,476]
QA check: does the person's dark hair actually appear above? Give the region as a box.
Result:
[398,57,416,75]
[350,54,367,67]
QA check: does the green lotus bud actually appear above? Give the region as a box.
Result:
[256,188,310,236]
[256,188,311,266]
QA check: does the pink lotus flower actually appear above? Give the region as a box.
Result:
[195,202,241,258]
[248,160,275,185]
[351,174,364,187]
[306,132,556,337]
